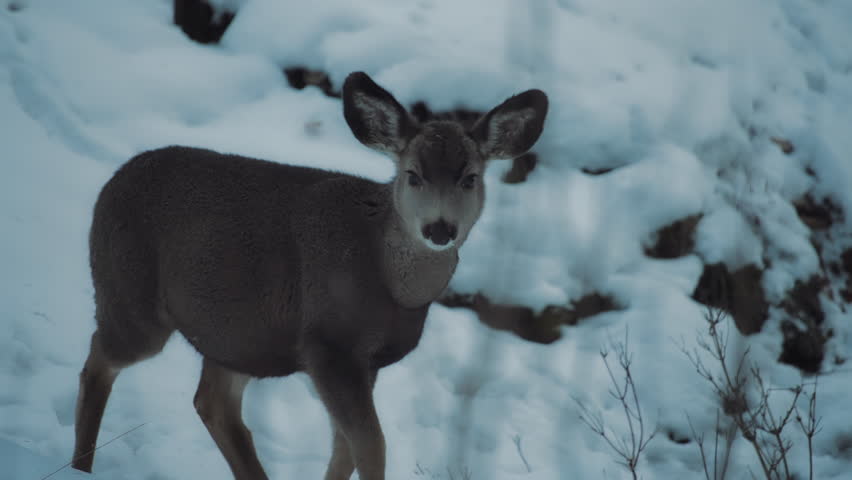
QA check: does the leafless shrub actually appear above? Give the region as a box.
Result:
[574,330,657,480]
[795,379,822,480]
[413,462,473,480]
[681,307,822,480]
[512,433,532,472]
[687,410,737,480]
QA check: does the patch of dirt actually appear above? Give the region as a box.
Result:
[777,275,829,373]
[644,215,702,259]
[780,275,827,326]
[692,263,769,335]
[794,194,843,231]
[173,0,235,44]
[781,190,850,372]
[538,293,618,327]
[691,258,831,372]
[439,292,552,343]
[841,248,852,303]
[438,291,619,344]
[833,432,852,459]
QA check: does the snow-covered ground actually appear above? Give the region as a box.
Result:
[2,0,851,478]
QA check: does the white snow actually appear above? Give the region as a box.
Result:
[2,0,852,479]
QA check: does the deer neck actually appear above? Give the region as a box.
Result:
[381,209,458,309]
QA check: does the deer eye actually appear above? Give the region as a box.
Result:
[460,174,478,190]
[407,171,423,187]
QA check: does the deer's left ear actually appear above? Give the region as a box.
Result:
[470,89,548,160]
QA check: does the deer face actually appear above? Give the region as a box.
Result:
[342,72,548,251]
[392,122,485,250]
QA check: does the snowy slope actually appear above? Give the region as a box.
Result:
[2,0,851,479]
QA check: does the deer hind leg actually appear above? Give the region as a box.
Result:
[72,319,172,472]
[71,331,121,472]
[308,348,384,480]
[194,358,268,480]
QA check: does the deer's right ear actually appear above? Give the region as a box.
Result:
[343,72,417,156]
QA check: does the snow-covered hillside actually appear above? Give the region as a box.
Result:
[2,0,851,479]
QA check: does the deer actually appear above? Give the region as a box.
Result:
[71,71,548,480]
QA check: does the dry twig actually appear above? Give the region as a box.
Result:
[682,307,822,480]
[574,329,657,480]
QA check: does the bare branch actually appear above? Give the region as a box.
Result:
[574,330,656,480]
[512,434,532,473]
[796,377,821,480]
[681,306,826,480]
[687,414,713,480]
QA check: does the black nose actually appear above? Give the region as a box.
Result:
[422,220,457,245]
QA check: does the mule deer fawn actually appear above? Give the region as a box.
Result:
[72,72,548,480]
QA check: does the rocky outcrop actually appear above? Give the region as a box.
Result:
[692,263,769,335]
[174,0,235,44]
[645,215,702,259]
[438,291,618,344]
[283,67,340,98]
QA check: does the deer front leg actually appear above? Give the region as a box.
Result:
[323,370,378,480]
[307,348,384,480]
[324,423,355,480]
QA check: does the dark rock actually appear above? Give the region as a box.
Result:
[777,275,829,373]
[781,275,827,326]
[692,263,768,335]
[779,319,825,374]
[644,215,702,259]
[438,292,558,344]
[835,433,852,459]
[437,291,619,344]
[794,194,843,231]
[829,261,842,276]
[667,429,691,445]
[842,248,852,303]
[174,0,235,44]
[502,153,538,184]
[283,67,340,98]
[581,166,616,175]
[770,136,795,155]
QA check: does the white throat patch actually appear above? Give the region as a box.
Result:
[422,238,456,252]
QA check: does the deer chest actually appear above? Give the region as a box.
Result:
[368,304,429,369]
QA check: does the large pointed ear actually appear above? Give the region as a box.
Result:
[470,89,548,160]
[343,72,418,155]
